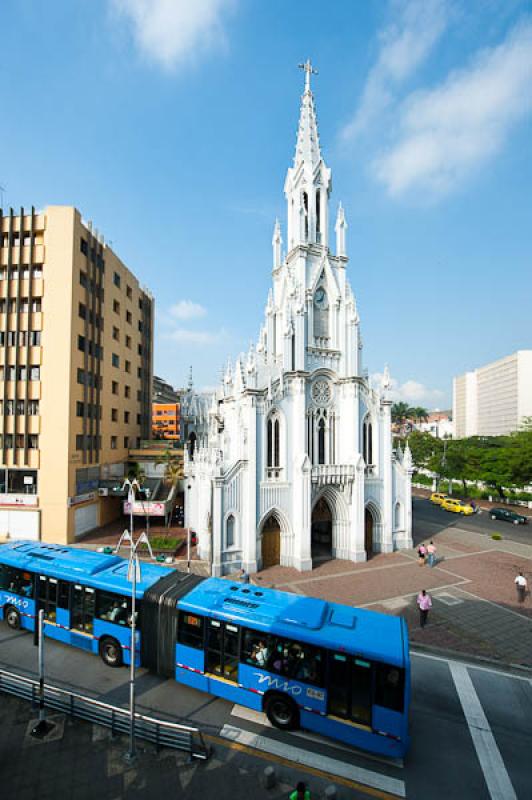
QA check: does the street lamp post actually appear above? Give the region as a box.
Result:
[115,477,153,764]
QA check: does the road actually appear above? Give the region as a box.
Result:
[1,625,531,799]
[413,496,532,547]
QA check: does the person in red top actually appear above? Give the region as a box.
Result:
[417,589,432,628]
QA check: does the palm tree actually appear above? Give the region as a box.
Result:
[391,402,411,425]
[155,448,184,484]
[411,407,429,425]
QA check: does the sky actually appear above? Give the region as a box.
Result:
[1,0,531,408]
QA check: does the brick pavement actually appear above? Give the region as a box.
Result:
[251,527,532,668]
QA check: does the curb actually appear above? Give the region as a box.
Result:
[410,642,532,676]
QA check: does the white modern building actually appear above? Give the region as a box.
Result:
[416,410,454,439]
[453,350,532,438]
[183,64,413,575]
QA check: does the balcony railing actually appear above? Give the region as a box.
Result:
[311,464,355,485]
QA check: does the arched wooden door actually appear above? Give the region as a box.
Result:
[311,497,333,562]
[261,515,281,568]
[364,508,374,558]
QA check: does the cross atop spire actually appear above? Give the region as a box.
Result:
[294,59,321,169]
[298,59,318,93]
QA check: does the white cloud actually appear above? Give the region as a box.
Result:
[372,372,445,406]
[342,0,448,140]
[163,327,228,346]
[170,300,207,320]
[374,20,532,196]
[111,0,234,70]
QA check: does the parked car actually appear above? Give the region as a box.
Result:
[430,492,447,505]
[489,507,529,525]
[440,498,474,515]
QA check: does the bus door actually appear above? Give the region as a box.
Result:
[328,653,373,728]
[70,585,95,650]
[205,619,240,683]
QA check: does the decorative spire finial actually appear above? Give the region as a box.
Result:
[298,59,318,94]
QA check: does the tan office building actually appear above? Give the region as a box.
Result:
[0,206,153,543]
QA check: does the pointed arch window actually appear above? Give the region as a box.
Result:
[316,190,321,243]
[394,502,403,530]
[226,515,235,548]
[303,191,309,241]
[267,413,282,478]
[318,417,326,465]
[362,416,373,468]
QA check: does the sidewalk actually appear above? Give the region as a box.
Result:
[252,527,532,669]
[0,694,343,800]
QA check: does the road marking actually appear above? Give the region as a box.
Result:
[219,723,406,797]
[412,651,532,683]
[230,705,404,768]
[449,662,517,800]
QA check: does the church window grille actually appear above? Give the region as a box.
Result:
[274,419,280,467]
[316,190,321,243]
[266,415,281,478]
[291,334,296,371]
[318,418,326,465]
[363,417,373,467]
[226,515,235,548]
[303,192,309,241]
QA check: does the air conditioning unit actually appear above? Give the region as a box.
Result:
[98,488,109,497]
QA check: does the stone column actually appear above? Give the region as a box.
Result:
[349,455,366,562]
[211,477,223,576]
[291,378,312,571]
[380,399,394,553]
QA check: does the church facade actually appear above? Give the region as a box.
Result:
[183,65,413,575]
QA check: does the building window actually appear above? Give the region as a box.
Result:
[125,360,131,373]
[126,285,132,299]
[112,353,120,368]
[80,271,88,289]
[362,416,373,466]
[266,414,281,477]
[28,400,39,415]
[318,418,326,465]
[126,311,132,324]
[125,385,130,399]
[111,436,117,449]
[111,408,118,422]
[125,335,131,348]
[76,435,84,451]
[226,515,235,548]
[137,344,142,356]
[112,326,119,341]
[30,331,41,346]
[123,436,129,448]
[113,299,120,314]
[78,335,86,353]
[5,400,14,415]
[79,302,86,320]
[16,400,25,415]
[80,238,88,255]
[112,381,119,395]
[113,272,121,288]
[76,401,84,417]
[124,411,130,424]
[28,435,38,449]
[138,321,143,332]
[31,298,41,312]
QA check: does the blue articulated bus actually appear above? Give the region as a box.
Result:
[0,541,410,757]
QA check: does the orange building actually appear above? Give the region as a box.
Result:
[152,402,180,441]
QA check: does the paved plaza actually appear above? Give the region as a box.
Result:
[252,525,532,669]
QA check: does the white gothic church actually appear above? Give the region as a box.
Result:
[183,64,413,575]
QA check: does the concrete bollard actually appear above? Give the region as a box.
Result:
[323,785,337,800]
[263,766,276,789]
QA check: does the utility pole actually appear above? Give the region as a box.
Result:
[30,609,54,738]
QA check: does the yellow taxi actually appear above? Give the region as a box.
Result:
[430,492,447,505]
[440,498,474,515]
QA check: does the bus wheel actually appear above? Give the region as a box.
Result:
[5,606,21,630]
[265,693,300,731]
[99,637,123,668]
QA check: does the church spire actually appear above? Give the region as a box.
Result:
[285,61,331,251]
[294,59,321,170]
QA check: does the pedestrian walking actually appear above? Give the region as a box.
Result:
[427,541,436,567]
[514,572,528,604]
[418,543,427,566]
[417,589,432,628]
[289,782,311,800]
[240,568,250,584]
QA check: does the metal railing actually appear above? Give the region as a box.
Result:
[0,667,209,760]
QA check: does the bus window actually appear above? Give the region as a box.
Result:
[38,575,58,622]
[96,591,131,626]
[241,630,273,668]
[178,611,205,649]
[351,659,372,725]
[375,664,405,713]
[0,566,34,598]
[267,637,324,686]
[328,653,350,718]
[57,581,70,609]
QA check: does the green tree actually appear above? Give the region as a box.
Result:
[391,402,411,425]
[155,448,184,484]
[408,431,442,474]
[411,406,429,425]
